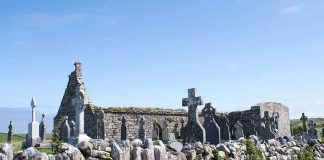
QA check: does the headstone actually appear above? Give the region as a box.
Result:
[181,88,206,144]
[180,118,185,138]
[70,121,75,137]
[173,123,180,139]
[290,124,293,136]
[7,121,13,143]
[260,111,276,140]
[307,120,318,139]
[271,112,279,133]
[39,113,46,143]
[201,103,220,145]
[162,119,169,142]
[121,116,128,140]
[300,113,308,139]
[138,116,146,142]
[97,109,105,140]
[152,121,159,140]
[27,97,41,147]
[62,116,71,143]
[250,120,257,136]
[234,121,244,139]
[216,113,231,141]
[69,80,91,145]
[322,127,324,138]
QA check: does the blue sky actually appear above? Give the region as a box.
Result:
[0,0,324,132]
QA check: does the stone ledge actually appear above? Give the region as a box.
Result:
[92,106,188,116]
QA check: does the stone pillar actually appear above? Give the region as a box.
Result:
[7,121,13,143]
[28,97,40,147]
[39,113,46,143]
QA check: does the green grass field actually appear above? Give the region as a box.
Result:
[0,132,53,152]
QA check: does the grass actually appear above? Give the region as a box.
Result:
[0,132,53,153]
[290,118,324,138]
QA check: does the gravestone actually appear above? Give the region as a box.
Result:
[180,118,185,138]
[250,120,257,136]
[322,128,324,139]
[216,113,231,141]
[121,116,128,140]
[290,124,293,136]
[152,121,159,140]
[181,88,206,144]
[69,80,91,145]
[260,111,276,140]
[307,120,318,139]
[300,113,308,132]
[27,97,41,147]
[39,113,46,143]
[138,116,146,142]
[201,103,220,145]
[162,119,169,141]
[271,112,279,133]
[70,121,75,137]
[97,109,105,140]
[234,121,244,139]
[7,121,13,143]
[173,123,180,139]
[61,116,71,143]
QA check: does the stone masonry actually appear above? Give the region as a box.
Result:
[54,63,291,142]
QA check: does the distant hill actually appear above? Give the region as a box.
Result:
[290,118,324,138]
[0,108,54,134]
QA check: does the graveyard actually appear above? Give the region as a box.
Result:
[1,63,324,160]
[1,1,324,160]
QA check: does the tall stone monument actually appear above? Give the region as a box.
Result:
[260,111,276,140]
[234,121,244,139]
[215,113,231,141]
[62,116,71,143]
[182,88,206,144]
[307,120,318,139]
[138,116,146,142]
[121,116,127,140]
[27,97,41,147]
[69,76,92,145]
[300,113,308,139]
[202,103,220,145]
[7,121,13,143]
[39,113,46,143]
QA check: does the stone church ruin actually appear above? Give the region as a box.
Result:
[54,63,291,144]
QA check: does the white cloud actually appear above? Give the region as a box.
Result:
[282,4,305,14]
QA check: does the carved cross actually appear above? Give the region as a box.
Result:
[262,111,273,131]
[202,103,216,121]
[182,88,203,122]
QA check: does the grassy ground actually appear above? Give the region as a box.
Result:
[290,118,324,138]
[0,132,53,153]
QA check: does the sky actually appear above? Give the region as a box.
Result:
[0,0,324,133]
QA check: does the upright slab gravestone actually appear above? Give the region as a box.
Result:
[138,116,146,142]
[202,103,220,145]
[182,88,206,144]
[216,113,231,141]
[152,121,159,140]
[300,113,308,139]
[307,120,318,139]
[39,113,46,143]
[27,97,41,147]
[234,121,244,139]
[121,116,127,140]
[61,116,71,143]
[260,111,276,140]
[7,121,13,143]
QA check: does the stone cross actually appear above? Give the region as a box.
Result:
[182,88,206,144]
[61,116,71,143]
[234,121,244,139]
[307,120,318,139]
[72,80,89,136]
[121,116,127,140]
[300,113,308,133]
[260,111,276,140]
[138,116,146,141]
[271,112,279,133]
[39,113,46,143]
[152,120,159,140]
[7,121,13,143]
[28,97,40,147]
[201,103,220,145]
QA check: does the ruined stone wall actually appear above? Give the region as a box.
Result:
[98,107,188,140]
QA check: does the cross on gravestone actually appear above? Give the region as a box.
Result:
[121,116,127,140]
[61,116,71,143]
[300,113,308,133]
[201,103,220,145]
[39,113,46,143]
[307,120,318,139]
[234,121,244,140]
[271,112,279,133]
[138,116,146,142]
[7,121,13,143]
[260,111,276,140]
[181,88,206,144]
[152,120,159,140]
